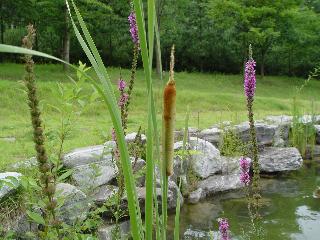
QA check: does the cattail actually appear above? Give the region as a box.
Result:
[163,45,176,176]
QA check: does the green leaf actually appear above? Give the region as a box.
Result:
[26,210,45,225]
[57,169,74,182]
[67,1,144,239]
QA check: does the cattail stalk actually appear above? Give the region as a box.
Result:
[22,24,59,237]
[161,45,176,240]
[163,45,176,176]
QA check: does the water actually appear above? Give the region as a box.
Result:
[168,161,320,239]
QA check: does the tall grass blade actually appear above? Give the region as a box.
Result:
[155,14,163,83]
[145,92,154,240]
[66,1,143,238]
[148,0,155,70]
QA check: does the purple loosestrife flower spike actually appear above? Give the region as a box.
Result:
[118,79,126,91]
[240,157,251,186]
[240,172,251,186]
[240,156,251,172]
[244,44,256,99]
[218,218,230,240]
[118,93,129,107]
[128,12,139,45]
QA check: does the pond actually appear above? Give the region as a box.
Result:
[168,161,320,240]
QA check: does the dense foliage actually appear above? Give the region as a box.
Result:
[1,0,320,76]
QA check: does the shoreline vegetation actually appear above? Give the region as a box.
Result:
[1,63,320,169]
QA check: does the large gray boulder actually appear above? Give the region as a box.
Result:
[258,147,303,172]
[98,221,131,240]
[273,124,290,147]
[92,185,118,206]
[62,141,116,168]
[191,174,244,201]
[198,128,222,147]
[187,137,222,179]
[220,156,241,175]
[265,115,292,147]
[0,172,22,200]
[55,183,89,225]
[72,160,118,189]
[188,188,205,204]
[234,122,277,146]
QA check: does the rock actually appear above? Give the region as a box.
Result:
[264,116,292,147]
[259,147,303,172]
[93,182,182,212]
[132,182,183,211]
[93,185,118,206]
[62,141,116,168]
[125,132,146,144]
[169,154,188,185]
[168,180,184,209]
[174,127,199,141]
[273,124,290,147]
[265,115,293,125]
[298,115,320,124]
[55,183,89,225]
[187,137,222,179]
[12,215,38,238]
[183,229,212,240]
[72,160,118,189]
[211,121,232,129]
[179,175,189,196]
[188,188,204,204]
[234,122,277,146]
[98,221,131,240]
[11,157,37,170]
[220,156,241,175]
[197,174,244,200]
[314,125,320,144]
[198,128,222,147]
[0,172,22,200]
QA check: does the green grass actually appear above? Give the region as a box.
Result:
[0,63,319,169]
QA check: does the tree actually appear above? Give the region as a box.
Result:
[209,0,309,77]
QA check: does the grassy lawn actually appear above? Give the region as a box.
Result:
[0,63,319,169]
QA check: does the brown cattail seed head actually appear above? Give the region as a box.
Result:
[163,45,176,176]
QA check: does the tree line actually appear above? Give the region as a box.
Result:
[1,0,320,77]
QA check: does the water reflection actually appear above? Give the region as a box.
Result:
[168,162,319,239]
[291,205,320,240]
